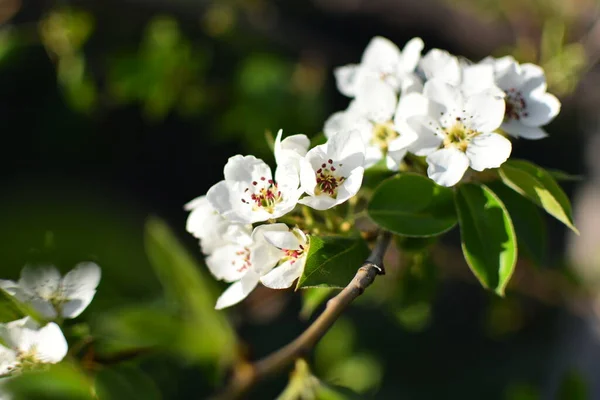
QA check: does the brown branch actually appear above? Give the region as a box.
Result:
[212,231,392,400]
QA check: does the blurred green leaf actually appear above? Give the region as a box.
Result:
[367,173,457,237]
[455,183,517,296]
[487,181,547,266]
[558,371,588,400]
[391,253,437,332]
[94,365,162,400]
[297,235,369,289]
[144,217,236,365]
[547,169,584,182]
[505,383,540,400]
[107,16,207,121]
[6,363,93,400]
[276,359,361,400]
[300,288,335,320]
[500,160,578,234]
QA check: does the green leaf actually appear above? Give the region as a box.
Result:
[455,183,517,296]
[300,288,335,320]
[95,365,162,400]
[499,160,578,234]
[297,236,370,289]
[144,217,237,364]
[6,363,93,400]
[547,169,584,182]
[367,173,457,237]
[486,182,547,267]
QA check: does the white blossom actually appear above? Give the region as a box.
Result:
[0,317,67,374]
[483,56,561,139]
[407,79,511,187]
[419,48,502,96]
[274,129,310,172]
[324,77,418,170]
[334,36,424,97]
[206,154,303,224]
[299,130,366,210]
[208,224,290,309]
[0,263,101,320]
[260,227,309,289]
[184,196,251,255]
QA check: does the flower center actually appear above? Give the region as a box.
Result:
[232,247,252,273]
[505,88,528,121]
[282,245,305,265]
[442,120,478,152]
[315,159,345,198]
[241,176,283,214]
[371,122,398,152]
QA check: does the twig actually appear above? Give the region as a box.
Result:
[213,231,392,400]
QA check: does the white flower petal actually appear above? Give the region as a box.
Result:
[223,155,271,184]
[461,63,499,96]
[299,157,319,196]
[426,148,470,187]
[19,265,61,300]
[206,180,236,221]
[251,224,290,275]
[0,281,18,296]
[361,36,402,74]
[501,119,548,139]
[400,73,423,94]
[215,272,260,310]
[406,115,444,156]
[260,259,305,289]
[334,64,361,97]
[206,244,251,283]
[466,132,512,171]
[325,130,366,164]
[423,79,463,113]
[274,129,310,168]
[335,166,365,205]
[32,322,68,364]
[463,91,505,133]
[263,229,301,251]
[419,49,461,85]
[59,262,101,318]
[519,63,547,94]
[353,77,397,123]
[521,92,560,127]
[0,347,17,375]
[298,194,339,211]
[399,37,424,74]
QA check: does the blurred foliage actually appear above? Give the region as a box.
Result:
[0,0,595,398]
[96,217,237,368]
[107,16,208,121]
[314,318,382,395]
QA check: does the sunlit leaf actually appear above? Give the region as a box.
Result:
[367,173,457,237]
[487,181,547,266]
[455,183,517,296]
[500,160,578,234]
[297,235,369,289]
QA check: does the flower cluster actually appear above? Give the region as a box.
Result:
[326,36,561,187]
[187,36,562,310]
[186,129,366,309]
[0,263,101,397]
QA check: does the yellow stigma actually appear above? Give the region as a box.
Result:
[371,122,398,152]
[442,121,477,152]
